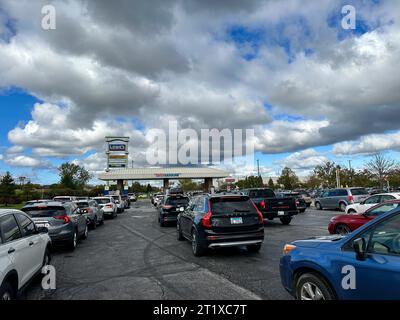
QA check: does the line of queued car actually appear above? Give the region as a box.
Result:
[152,187,311,257]
[152,187,400,300]
[0,193,137,300]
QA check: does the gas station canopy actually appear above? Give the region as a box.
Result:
[97,167,229,181]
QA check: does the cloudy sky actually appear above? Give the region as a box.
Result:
[0,0,399,184]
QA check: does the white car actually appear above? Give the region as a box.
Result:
[345,193,400,214]
[92,197,117,219]
[111,195,125,213]
[0,209,52,300]
[53,196,77,202]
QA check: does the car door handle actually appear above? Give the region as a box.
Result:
[29,241,34,246]
[8,248,15,254]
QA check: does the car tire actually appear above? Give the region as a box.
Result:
[68,230,78,250]
[335,224,351,235]
[315,202,323,210]
[42,247,51,267]
[280,216,292,225]
[191,229,206,257]
[247,244,261,253]
[176,221,184,241]
[91,216,97,230]
[81,225,88,240]
[300,209,306,213]
[0,281,15,300]
[99,216,104,225]
[296,273,336,300]
[339,202,347,212]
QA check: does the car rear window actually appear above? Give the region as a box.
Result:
[22,206,67,217]
[94,198,110,204]
[76,202,89,208]
[248,189,275,198]
[165,197,189,206]
[210,197,257,215]
[350,188,368,195]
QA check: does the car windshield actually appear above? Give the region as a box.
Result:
[210,197,257,215]
[351,188,368,195]
[76,202,89,208]
[94,198,110,204]
[248,189,275,198]
[367,203,400,216]
[22,206,67,217]
[165,197,189,206]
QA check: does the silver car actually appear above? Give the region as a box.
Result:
[74,200,104,229]
[21,201,88,250]
[315,188,369,212]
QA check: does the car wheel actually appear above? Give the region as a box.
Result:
[68,230,78,250]
[91,216,97,230]
[296,273,335,300]
[0,281,15,300]
[280,216,292,225]
[191,229,206,257]
[176,221,184,241]
[159,218,165,227]
[315,202,323,210]
[99,216,104,225]
[82,225,88,239]
[247,244,261,253]
[335,224,351,235]
[339,202,347,212]
[42,247,51,267]
[300,209,306,213]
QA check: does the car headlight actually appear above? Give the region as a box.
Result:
[283,244,296,255]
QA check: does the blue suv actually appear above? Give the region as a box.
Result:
[280,207,400,300]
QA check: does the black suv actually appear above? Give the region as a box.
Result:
[177,194,264,256]
[158,194,190,226]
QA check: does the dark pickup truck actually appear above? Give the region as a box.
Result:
[241,188,298,225]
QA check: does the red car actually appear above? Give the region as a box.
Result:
[328,200,400,235]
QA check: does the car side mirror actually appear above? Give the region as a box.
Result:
[37,226,48,234]
[360,201,365,205]
[353,238,367,260]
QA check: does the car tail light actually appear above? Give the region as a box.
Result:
[162,205,173,210]
[348,195,354,203]
[296,200,300,206]
[54,215,70,224]
[260,200,266,209]
[106,204,113,208]
[202,201,212,228]
[252,202,264,224]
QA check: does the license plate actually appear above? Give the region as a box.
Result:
[230,217,243,224]
[278,211,285,216]
[35,222,50,228]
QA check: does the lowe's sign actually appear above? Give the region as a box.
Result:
[109,144,126,152]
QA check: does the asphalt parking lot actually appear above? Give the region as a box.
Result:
[25,200,341,300]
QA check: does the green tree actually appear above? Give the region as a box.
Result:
[58,162,92,190]
[277,167,300,190]
[267,177,275,189]
[235,175,263,189]
[178,179,202,191]
[313,161,337,188]
[0,172,16,206]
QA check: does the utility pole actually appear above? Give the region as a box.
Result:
[336,166,341,188]
[257,159,260,177]
[348,160,352,187]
